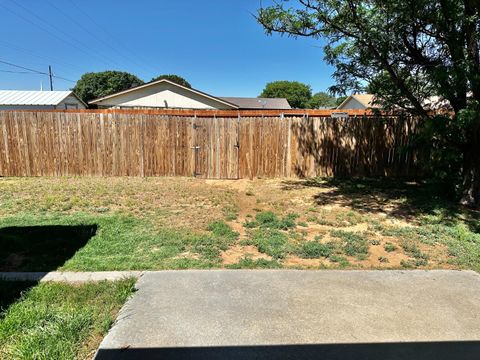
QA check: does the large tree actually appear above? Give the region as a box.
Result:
[258,0,480,206]
[260,80,312,108]
[308,91,337,108]
[151,74,191,88]
[73,71,144,103]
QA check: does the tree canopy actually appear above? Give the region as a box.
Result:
[258,0,480,206]
[308,91,337,109]
[73,71,143,103]
[260,80,312,108]
[151,74,191,88]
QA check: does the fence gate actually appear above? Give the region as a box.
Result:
[193,117,239,179]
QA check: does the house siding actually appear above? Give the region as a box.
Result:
[94,82,233,110]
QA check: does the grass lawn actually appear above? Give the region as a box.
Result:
[0,279,135,360]
[0,176,479,271]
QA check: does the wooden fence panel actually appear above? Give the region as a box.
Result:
[0,111,422,179]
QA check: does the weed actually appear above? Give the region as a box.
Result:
[207,221,239,241]
[296,239,335,259]
[245,211,298,230]
[384,242,397,252]
[378,256,389,263]
[245,190,255,197]
[297,221,308,227]
[246,228,290,259]
[226,257,281,269]
[330,230,369,258]
[329,255,350,267]
[370,239,381,246]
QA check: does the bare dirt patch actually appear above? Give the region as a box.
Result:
[221,245,272,265]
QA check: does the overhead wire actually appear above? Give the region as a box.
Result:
[1,0,121,69]
[0,59,76,83]
[45,0,154,75]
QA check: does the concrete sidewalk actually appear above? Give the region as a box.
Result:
[96,270,480,360]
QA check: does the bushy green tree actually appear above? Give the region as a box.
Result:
[308,91,337,109]
[258,0,480,206]
[73,71,143,103]
[260,80,312,108]
[151,74,191,88]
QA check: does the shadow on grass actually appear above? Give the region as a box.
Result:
[281,177,480,231]
[95,341,480,360]
[0,225,97,314]
[0,280,37,316]
[0,225,97,272]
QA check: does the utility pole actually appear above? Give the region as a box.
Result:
[48,65,53,91]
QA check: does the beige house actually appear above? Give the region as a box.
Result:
[89,79,291,110]
[336,94,377,110]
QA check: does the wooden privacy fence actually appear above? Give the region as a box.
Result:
[0,111,421,179]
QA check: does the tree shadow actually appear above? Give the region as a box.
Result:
[0,224,97,314]
[291,116,424,178]
[281,177,480,231]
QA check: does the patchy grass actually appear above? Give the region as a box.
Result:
[245,229,290,259]
[226,257,281,269]
[295,239,335,259]
[0,279,135,360]
[245,211,298,230]
[1,176,479,271]
[384,242,398,252]
[330,230,370,259]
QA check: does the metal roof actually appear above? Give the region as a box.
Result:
[219,97,291,110]
[0,90,73,105]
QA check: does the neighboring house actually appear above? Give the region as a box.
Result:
[219,97,291,110]
[336,94,377,110]
[0,90,86,110]
[89,79,291,110]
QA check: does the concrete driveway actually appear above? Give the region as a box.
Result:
[95,270,480,360]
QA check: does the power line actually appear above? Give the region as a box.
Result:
[0,69,38,74]
[67,0,160,75]
[1,0,121,69]
[0,59,76,83]
[0,59,45,75]
[0,40,86,72]
[45,0,154,75]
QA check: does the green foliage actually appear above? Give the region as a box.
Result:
[226,257,281,269]
[308,91,337,109]
[257,0,480,205]
[151,74,191,88]
[330,230,369,258]
[296,239,335,259]
[245,211,298,230]
[384,242,397,252]
[260,80,312,108]
[207,221,239,241]
[247,228,290,258]
[73,71,144,103]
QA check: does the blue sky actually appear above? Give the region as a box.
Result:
[0,0,334,96]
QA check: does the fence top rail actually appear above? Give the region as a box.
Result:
[0,108,393,118]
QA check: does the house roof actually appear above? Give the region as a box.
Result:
[219,97,291,110]
[89,79,239,109]
[0,90,85,106]
[337,94,377,109]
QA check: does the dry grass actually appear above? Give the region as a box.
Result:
[0,176,478,271]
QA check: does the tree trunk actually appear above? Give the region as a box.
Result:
[460,121,480,207]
